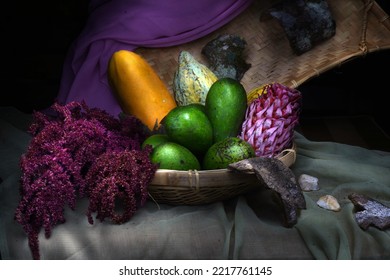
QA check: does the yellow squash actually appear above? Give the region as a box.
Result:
[108,50,177,131]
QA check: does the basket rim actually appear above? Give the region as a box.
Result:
[153,141,297,175]
[148,142,297,205]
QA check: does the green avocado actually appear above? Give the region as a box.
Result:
[141,134,170,150]
[150,142,201,170]
[205,78,247,143]
[202,137,255,170]
[161,103,213,156]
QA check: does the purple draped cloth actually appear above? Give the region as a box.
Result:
[56,0,253,117]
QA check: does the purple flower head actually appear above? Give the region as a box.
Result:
[240,83,302,157]
[15,101,156,259]
[85,147,157,225]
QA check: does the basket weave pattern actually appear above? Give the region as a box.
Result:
[148,144,296,205]
[136,0,390,92]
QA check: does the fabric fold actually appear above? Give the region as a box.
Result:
[292,132,390,259]
[56,0,254,117]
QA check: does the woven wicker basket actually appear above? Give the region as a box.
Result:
[138,0,390,205]
[148,143,297,205]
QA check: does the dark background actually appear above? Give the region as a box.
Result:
[1,0,389,148]
[0,0,89,112]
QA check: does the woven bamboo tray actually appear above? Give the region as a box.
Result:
[136,0,390,93]
[140,0,390,205]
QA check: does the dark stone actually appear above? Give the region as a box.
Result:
[201,34,251,81]
[348,193,390,230]
[269,0,336,55]
[228,157,306,227]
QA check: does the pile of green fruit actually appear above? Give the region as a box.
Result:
[142,77,255,170]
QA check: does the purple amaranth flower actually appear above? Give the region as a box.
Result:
[15,101,153,259]
[85,147,157,225]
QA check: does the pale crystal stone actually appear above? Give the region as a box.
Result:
[317,195,341,211]
[298,174,319,191]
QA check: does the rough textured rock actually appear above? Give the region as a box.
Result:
[228,157,306,227]
[298,174,320,191]
[268,0,336,55]
[201,34,251,81]
[317,195,341,211]
[348,193,390,230]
